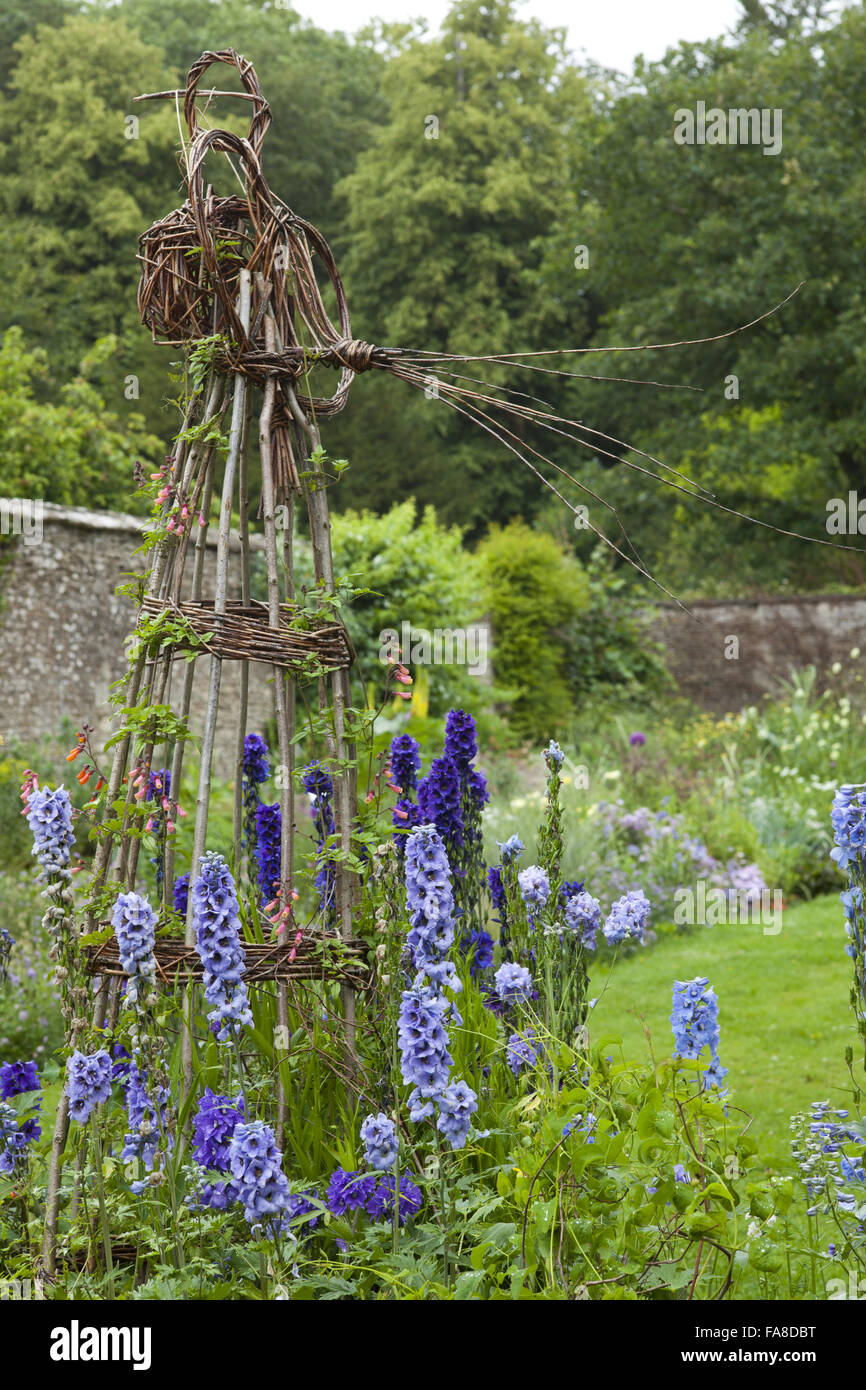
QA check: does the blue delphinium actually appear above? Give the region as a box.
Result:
[173,873,190,919]
[506,1030,540,1077]
[398,986,454,1107]
[831,784,866,871]
[436,1080,478,1150]
[121,1062,170,1172]
[671,977,728,1093]
[0,1060,39,1100]
[66,1049,113,1123]
[360,1112,399,1170]
[111,891,157,1007]
[602,889,651,946]
[404,823,460,989]
[0,1103,38,1174]
[518,865,550,911]
[192,852,253,1041]
[545,740,565,769]
[494,961,533,1004]
[228,1120,290,1228]
[390,734,422,794]
[0,1059,41,1172]
[193,1088,245,1171]
[254,802,282,907]
[564,890,602,951]
[499,835,525,864]
[563,1112,597,1142]
[25,785,75,879]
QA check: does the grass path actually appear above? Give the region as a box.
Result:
[589,893,857,1169]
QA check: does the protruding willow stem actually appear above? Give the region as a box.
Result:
[260,312,296,1140]
[182,269,252,1097]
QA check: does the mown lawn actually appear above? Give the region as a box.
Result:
[589,893,857,1170]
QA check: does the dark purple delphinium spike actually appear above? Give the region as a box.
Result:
[389,734,422,795]
[173,872,190,919]
[255,802,282,907]
[242,733,271,849]
[417,755,464,861]
[302,763,336,915]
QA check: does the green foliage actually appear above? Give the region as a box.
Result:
[328,0,592,530]
[479,520,589,739]
[320,499,486,716]
[0,328,160,509]
[561,548,671,703]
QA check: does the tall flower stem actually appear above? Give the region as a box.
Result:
[90,1116,114,1297]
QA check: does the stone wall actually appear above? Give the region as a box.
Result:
[0,501,276,777]
[648,594,866,713]
[1,504,864,757]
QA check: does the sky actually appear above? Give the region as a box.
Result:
[292,0,747,71]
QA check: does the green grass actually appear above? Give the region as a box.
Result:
[589,893,858,1170]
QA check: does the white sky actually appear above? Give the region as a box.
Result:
[293,0,747,71]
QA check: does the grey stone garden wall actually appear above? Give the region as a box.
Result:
[648,594,866,713]
[0,504,864,760]
[0,501,276,777]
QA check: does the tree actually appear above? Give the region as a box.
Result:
[540,5,866,593]
[0,327,161,510]
[329,0,595,532]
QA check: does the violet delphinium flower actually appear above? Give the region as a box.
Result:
[111,891,157,1007]
[463,927,494,977]
[398,986,454,1105]
[66,1049,112,1123]
[564,890,602,951]
[254,802,282,907]
[242,733,271,851]
[444,710,478,770]
[360,1112,399,1170]
[121,1062,170,1171]
[303,763,337,913]
[228,1120,290,1227]
[327,1167,376,1216]
[404,823,460,989]
[518,865,550,911]
[436,1080,478,1150]
[365,1172,423,1224]
[0,1060,39,1100]
[602,889,651,946]
[506,1030,540,1078]
[192,852,253,1041]
[193,1088,245,1171]
[173,873,189,919]
[25,785,75,880]
[389,734,422,795]
[0,1102,40,1174]
[494,961,533,1004]
[417,756,464,860]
